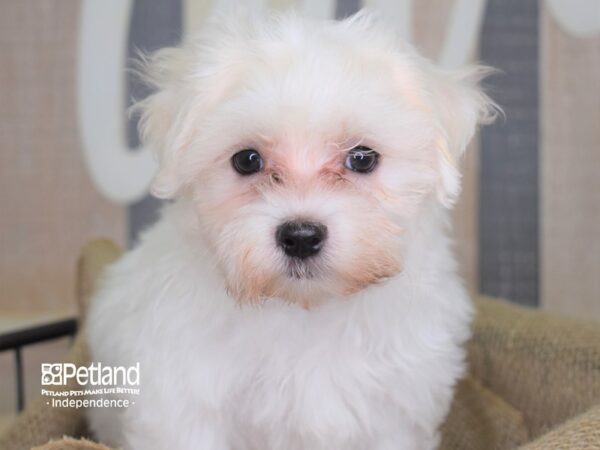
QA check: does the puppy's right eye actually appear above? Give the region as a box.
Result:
[231,149,263,175]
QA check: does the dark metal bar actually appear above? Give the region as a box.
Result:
[15,347,24,411]
[0,318,77,353]
[0,318,78,413]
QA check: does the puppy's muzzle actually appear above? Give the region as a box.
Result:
[276,221,327,259]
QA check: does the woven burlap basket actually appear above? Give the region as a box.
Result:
[1,239,599,450]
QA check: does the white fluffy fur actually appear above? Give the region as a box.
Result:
[86,10,496,450]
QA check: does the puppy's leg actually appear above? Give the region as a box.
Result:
[125,419,231,450]
[86,405,125,447]
[373,428,439,450]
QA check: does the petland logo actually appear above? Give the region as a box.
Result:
[41,363,140,409]
[41,362,140,387]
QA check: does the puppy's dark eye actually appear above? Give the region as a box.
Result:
[344,146,379,173]
[232,149,263,175]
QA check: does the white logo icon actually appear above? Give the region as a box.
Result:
[41,364,63,385]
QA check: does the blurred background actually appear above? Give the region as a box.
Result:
[0,0,599,431]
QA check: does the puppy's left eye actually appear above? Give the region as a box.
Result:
[232,149,263,175]
[344,146,379,173]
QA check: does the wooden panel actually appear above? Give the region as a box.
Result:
[541,5,600,320]
[414,0,480,295]
[413,0,454,60]
[453,140,480,295]
[0,1,126,314]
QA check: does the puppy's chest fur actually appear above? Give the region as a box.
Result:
[87,219,471,450]
[138,291,449,448]
[173,306,404,418]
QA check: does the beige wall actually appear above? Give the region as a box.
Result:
[541,4,600,320]
[0,1,599,320]
[0,1,126,314]
[412,0,480,295]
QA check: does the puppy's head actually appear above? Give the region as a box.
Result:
[135,11,497,306]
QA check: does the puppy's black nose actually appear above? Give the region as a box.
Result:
[276,221,327,259]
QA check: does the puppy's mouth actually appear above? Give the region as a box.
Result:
[285,258,320,279]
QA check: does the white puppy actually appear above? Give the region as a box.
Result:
[86,10,496,450]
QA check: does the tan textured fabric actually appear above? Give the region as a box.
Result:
[469,295,600,439]
[520,404,600,450]
[0,239,122,450]
[75,239,122,321]
[1,239,599,449]
[0,336,89,450]
[439,377,529,450]
[31,436,111,450]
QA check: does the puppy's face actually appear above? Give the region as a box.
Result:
[137,13,495,305]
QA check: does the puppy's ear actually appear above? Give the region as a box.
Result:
[131,47,197,199]
[132,17,248,199]
[429,67,499,207]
